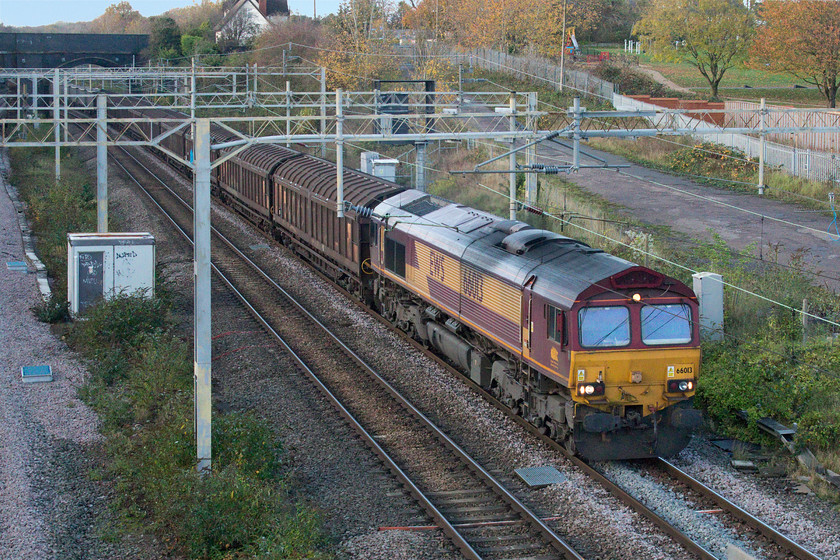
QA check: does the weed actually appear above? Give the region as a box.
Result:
[31,292,70,323]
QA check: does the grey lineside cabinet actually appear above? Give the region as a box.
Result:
[67,232,155,315]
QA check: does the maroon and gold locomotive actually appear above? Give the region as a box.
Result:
[368,190,701,460]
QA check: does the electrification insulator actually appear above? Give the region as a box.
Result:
[344,202,373,218]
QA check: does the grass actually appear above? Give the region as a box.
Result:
[597,45,829,106]
[588,136,838,209]
[9,147,97,301]
[75,295,329,559]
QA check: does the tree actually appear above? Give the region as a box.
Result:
[633,0,754,98]
[252,16,324,67]
[218,9,260,49]
[317,0,400,89]
[92,1,145,33]
[149,16,182,60]
[752,0,840,108]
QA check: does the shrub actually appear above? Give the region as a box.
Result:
[74,291,170,350]
[667,142,758,186]
[31,292,70,323]
[592,62,684,97]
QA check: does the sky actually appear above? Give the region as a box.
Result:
[0,0,340,27]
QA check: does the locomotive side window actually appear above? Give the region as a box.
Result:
[579,306,630,348]
[641,304,692,345]
[384,236,406,278]
[546,305,566,345]
[371,223,379,246]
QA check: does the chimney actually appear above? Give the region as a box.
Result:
[259,0,268,15]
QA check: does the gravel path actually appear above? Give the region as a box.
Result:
[0,149,162,560]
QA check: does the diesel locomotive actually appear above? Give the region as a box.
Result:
[106,101,702,460]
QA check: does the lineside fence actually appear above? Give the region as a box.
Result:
[436,46,839,184]
[445,47,618,101]
[614,94,840,184]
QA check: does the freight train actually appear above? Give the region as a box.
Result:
[106,101,702,461]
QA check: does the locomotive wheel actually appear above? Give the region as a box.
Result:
[564,434,576,455]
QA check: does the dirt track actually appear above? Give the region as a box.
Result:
[532,140,840,290]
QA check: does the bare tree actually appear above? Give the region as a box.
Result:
[218,8,260,47]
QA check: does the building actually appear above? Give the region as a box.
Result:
[215,0,289,45]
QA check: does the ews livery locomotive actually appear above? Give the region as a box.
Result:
[368,190,701,460]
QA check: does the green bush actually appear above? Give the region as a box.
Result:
[592,62,684,97]
[667,142,758,186]
[74,292,170,350]
[10,148,97,298]
[798,409,840,451]
[31,292,70,323]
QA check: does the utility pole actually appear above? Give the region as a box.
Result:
[509,92,517,220]
[758,97,766,195]
[559,0,567,92]
[336,89,345,218]
[53,68,60,183]
[96,93,108,232]
[194,118,212,474]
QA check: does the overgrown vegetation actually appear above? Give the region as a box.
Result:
[10,147,96,302]
[75,295,327,559]
[10,147,328,557]
[592,62,686,98]
[589,136,837,207]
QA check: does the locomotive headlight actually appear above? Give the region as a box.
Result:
[577,383,605,397]
[668,379,696,393]
[632,293,642,303]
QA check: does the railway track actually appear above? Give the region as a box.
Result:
[104,144,585,560]
[88,127,821,560]
[396,318,823,560]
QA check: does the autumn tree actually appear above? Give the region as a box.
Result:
[317,0,400,89]
[752,0,840,108]
[633,0,754,98]
[91,1,145,34]
[218,9,261,49]
[165,0,224,32]
[252,17,325,67]
[402,0,602,55]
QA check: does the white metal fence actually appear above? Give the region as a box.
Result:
[614,94,840,183]
[446,47,617,101]
[725,100,840,154]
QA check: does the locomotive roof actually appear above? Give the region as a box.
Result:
[373,190,640,306]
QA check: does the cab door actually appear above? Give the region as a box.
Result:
[521,275,536,361]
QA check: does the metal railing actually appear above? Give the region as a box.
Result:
[614,93,840,183]
[446,47,618,101]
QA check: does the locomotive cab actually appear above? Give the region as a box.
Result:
[535,267,703,460]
